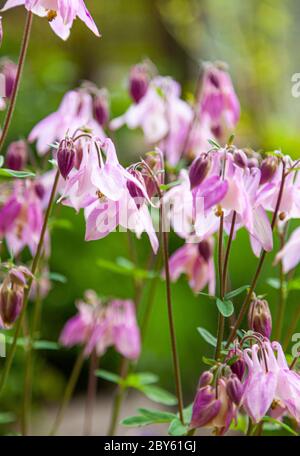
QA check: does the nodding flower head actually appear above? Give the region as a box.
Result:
[226,347,246,381]
[93,90,109,127]
[259,156,278,185]
[226,374,244,406]
[126,169,146,209]
[248,296,272,339]
[5,140,28,171]
[0,59,17,99]
[57,137,76,179]
[198,239,213,263]
[0,266,32,328]
[129,63,150,103]
[198,370,214,388]
[233,149,248,169]
[189,154,211,189]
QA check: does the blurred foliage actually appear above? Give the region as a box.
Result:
[0,0,300,433]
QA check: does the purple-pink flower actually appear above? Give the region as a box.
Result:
[60,292,141,360]
[1,0,100,41]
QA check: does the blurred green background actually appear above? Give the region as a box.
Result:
[0,0,300,423]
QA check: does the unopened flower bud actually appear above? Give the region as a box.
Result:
[189,154,211,189]
[93,90,109,126]
[248,297,272,338]
[227,349,245,381]
[247,157,259,169]
[260,157,278,185]
[5,140,28,171]
[0,59,17,99]
[34,182,45,200]
[198,240,212,263]
[0,284,23,328]
[74,143,83,170]
[142,151,164,198]
[226,374,244,406]
[57,138,76,179]
[127,169,145,209]
[198,370,213,388]
[129,64,149,103]
[233,149,248,168]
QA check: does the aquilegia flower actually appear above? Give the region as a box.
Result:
[60,291,141,360]
[1,0,100,41]
[29,87,106,155]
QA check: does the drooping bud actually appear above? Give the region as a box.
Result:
[189,154,211,189]
[142,151,164,198]
[259,157,278,185]
[247,157,259,169]
[198,370,214,388]
[248,297,272,338]
[226,374,244,406]
[233,149,248,168]
[34,182,45,200]
[93,89,109,126]
[227,348,245,381]
[191,385,221,429]
[129,64,149,103]
[5,140,28,171]
[127,169,145,209]
[57,138,76,179]
[0,59,17,99]
[198,240,212,263]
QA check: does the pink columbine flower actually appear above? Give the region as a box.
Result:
[111,75,193,166]
[60,292,141,360]
[199,62,240,140]
[1,1,100,41]
[59,137,159,253]
[243,340,300,423]
[274,226,300,273]
[29,88,105,155]
[169,239,215,294]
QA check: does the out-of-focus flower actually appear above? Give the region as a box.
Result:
[243,340,300,423]
[28,88,105,155]
[129,63,150,103]
[1,0,100,41]
[111,76,193,166]
[60,292,141,360]
[226,374,244,406]
[0,265,32,328]
[93,89,109,127]
[0,58,17,99]
[274,226,300,273]
[169,239,215,294]
[191,377,236,435]
[199,62,240,141]
[248,296,272,339]
[226,347,246,381]
[5,140,28,171]
[29,266,51,300]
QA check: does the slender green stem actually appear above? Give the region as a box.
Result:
[215,213,224,360]
[83,350,99,436]
[0,11,33,153]
[226,162,286,347]
[274,232,287,341]
[107,357,129,436]
[50,349,85,436]
[223,211,237,290]
[0,170,60,393]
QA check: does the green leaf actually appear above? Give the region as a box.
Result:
[202,356,216,367]
[266,278,281,290]
[208,138,221,149]
[0,412,15,425]
[262,416,298,436]
[225,285,249,300]
[288,278,300,291]
[49,218,73,231]
[216,298,234,317]
[49,272,67,284]
[160,180,180,191]
[140,385,177,406]
[197,327,218,347]
[121,415,153,427]
[33,340,60,350]
[138,408,176,422]
[226,355,240,366]
[198,292,216,300]
[97,258,158,280]
[168,418,188,436]
[182,404,193,424]
[126,372,159,388]
[0,168,35,179]
[230,413,248,434]
[95,369,121,385]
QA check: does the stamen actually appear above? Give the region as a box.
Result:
[47,10,57,22]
